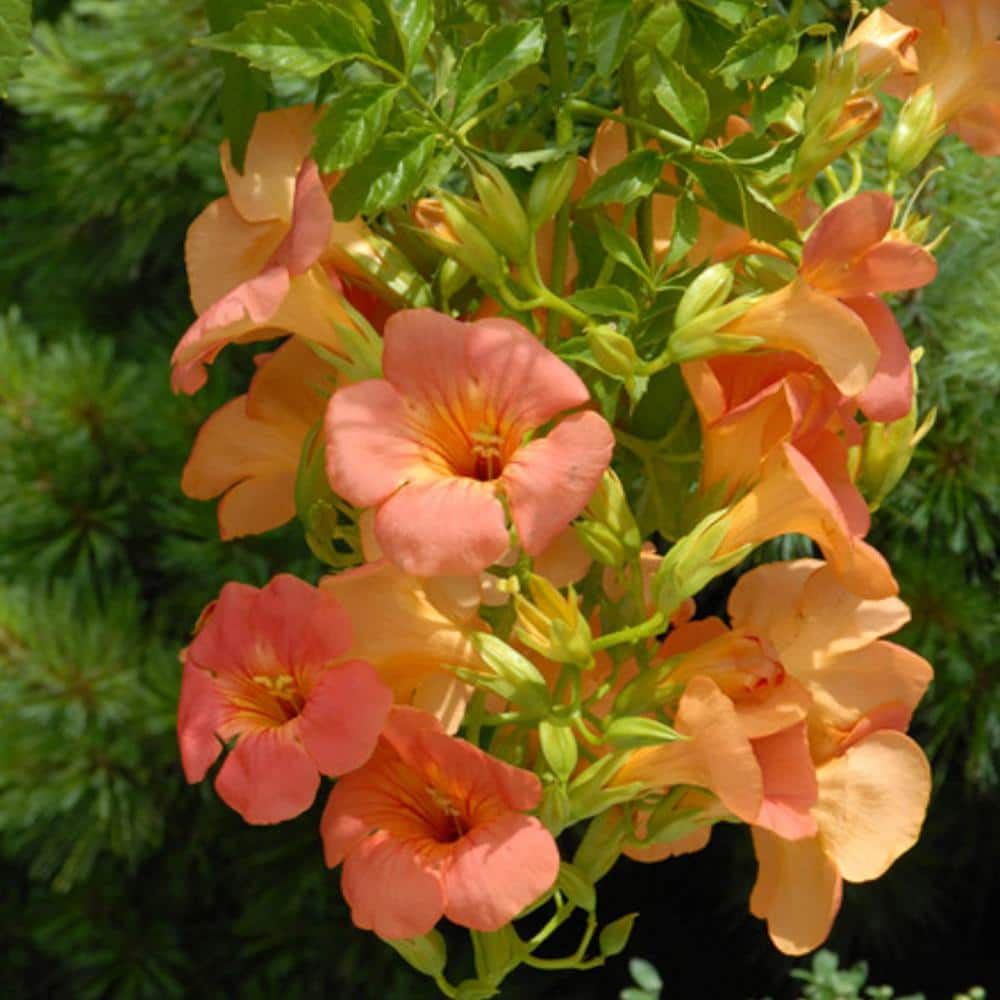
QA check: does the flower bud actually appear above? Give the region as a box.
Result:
[605,716,684,750]
[425,191,506,286]
[675,263,734,329]
[575,470,641,569]
[888,85,945,177]
[650,509,752,617]
[470,157,533,263]
[586,324,641,381]
[539,718,579,783]
[539,782,573,835]
[527,156,579,227]
[468,632,551,715]
[598,912,638,957]
[667,296,761,363]
[514,576,593,668]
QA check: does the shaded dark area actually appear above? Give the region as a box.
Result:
[1,2,997,998]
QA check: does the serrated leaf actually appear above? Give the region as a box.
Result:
[0,0,31,95]
[371,0,433,70]
[594,214,651,283]
[716,15,797,88]
[199,0,374,78]
[334,129,436,219]
[662,189,699,267]
[313,82,399,171]
[453,19,545,121]
[577,149,664,209]
[566,286,638,318]
[654,55,710,141]
[590,0,632,78]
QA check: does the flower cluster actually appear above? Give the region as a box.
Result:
[171,2,995,993]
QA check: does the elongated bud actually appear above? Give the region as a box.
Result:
[567,752,642,822]
[438,256,472,302]
[667,296,761,363]
[527,156,578,227]
[889,85,944,177]
[605,716,684,750]
[431,191,507,285]
[468,633,551,715]
[575,470,641,569]
[539,719,579,783]
[650,509,752,617]
[586,324,641,381]
[599,913,638,957]
[675,264,734,329]
[539,782,572,835]
[470,157,532,263]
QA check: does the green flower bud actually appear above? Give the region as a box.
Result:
[598,913,638,957]
[667,296,761,362]
[605,716,684,750]
[527,156,579,227]
[586,324,641,380]
[514,577,593,668]
[675,263,734,329]
[573,810,625,882]
[888,85,944,177]
[469,632,551,715]
[575,470,641,569]
[433,191,506,285]
[539,719,579,783]
[539,782,572,835]
[470,157,533,263]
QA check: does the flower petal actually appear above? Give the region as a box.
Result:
[502,411,614,556]
[269,159,333,275]
[214,727,319,824]
[750,828,843,956]
[752,722,819,840]
[814,730,931,882]
[325,379,430,509]
[443,814,560,931]
[801,191,893,283]
[374,477,509,577]
[847,294,914,423]
[177,660,226,782]
[341,832,446,940]
[299,660,392,776]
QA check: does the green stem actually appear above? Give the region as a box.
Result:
[621,59,655,267]
[569,100,717,157]
[591,612,666,652]
[543,6,574,345]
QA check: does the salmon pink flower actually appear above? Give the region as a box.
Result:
[182,338,336,539]
[845,7,920,82]
[177,574,392,824]
[320,706,560,939]
[325,309,615,577]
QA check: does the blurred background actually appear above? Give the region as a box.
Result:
[1,1,997,997]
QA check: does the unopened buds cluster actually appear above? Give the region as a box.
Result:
[667,264,760,362]
[515,575,593,669]
[575,470,641,569]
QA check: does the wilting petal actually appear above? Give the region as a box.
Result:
[299,660,392,776]
[814,730,931,882]
[444,814,560,931]
[724,280,878,398]
[185,197,286,314]
[214,726,320,824]
[750,828,843,956]
[374,477,509,577]
[341,831,446,939]
[177,660,226,782]
[503,411,614,556]
[220,105,319,224]
[326,380,430,509]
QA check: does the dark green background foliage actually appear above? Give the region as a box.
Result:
[0,1,996,997]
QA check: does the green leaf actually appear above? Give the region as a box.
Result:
[199,0,374,78]
[716,15,797,88]
[662,189,699,267]
[453,19,545,121]
[482,144,577,169]
[590,0,632,78]
[630,958,664,993]
[566,287,638,318]
[631,2,685,61]
[577,149,664,209]
[333,129,436,219]
[313,82,399,171]
[0,0,31,95]
[683,0,758,27]
[370,0,433,70]
[654,56,710,141]
[594,214,650,284]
